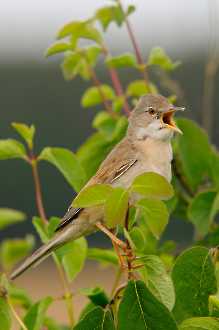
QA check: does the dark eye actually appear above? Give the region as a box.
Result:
[148,107,155,115]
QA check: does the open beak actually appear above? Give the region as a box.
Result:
[161,106,185,134]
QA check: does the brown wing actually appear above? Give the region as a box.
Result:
[55,137,138,232]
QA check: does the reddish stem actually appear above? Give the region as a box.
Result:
[30,157,47,223]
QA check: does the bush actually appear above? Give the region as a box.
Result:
[1,1,219,329]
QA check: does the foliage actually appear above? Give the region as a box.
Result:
[1,0,219,329]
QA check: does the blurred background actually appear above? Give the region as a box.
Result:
[1,0,219,325]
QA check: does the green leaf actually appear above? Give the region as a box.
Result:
[32,216,48,243]
[39,147,86,192]
[188,191,217,236]
[148,47,180,71]
[95,4,135,31]
[129,227,146,251]
[0,297,11,330]
[47,217,60,238]
[8,284,32,309]
[139,255,175,311]
[0,208,26,230]
[79,302,96,321]
[117,280,177,330]
[0,139,27,160]
[23,296,53,330]
[137,199,169,239]
[104,187,129,228]
[43,317,62,330]
[57,237,87,282]
[73,184,113,208]
[130,172,174,200]
[45,42,70,57]
[172,246,217,322]
[12,122,35,149]
[81,85,115,108]
[92,112,117,137]
[61,52,82,80]
[57,21,102,45]
[86,46,101,66]
[75,306,115,330]
[87,248,118,266]
[209,295,219,317]
[210,147,219,189]
[179,317,219,330]
[126,80,151,98]
[174,118,212,191]
[0,235,35,270]
[105,53,137,69]
[81,287,109,307]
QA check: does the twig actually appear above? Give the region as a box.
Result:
[7,297,28,330]
[30,158,47,224]
[116,0,149,85]
[101,44,131,115]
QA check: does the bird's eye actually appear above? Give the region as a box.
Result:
[148,107,155,115]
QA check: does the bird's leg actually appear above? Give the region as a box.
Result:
[96,222,127,250]
[96,222,128,270]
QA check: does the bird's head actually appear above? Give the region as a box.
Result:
[128,94,185,141]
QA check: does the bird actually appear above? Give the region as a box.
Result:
[10,93,184,280]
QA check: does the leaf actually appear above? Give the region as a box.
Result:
[0,235,35,270]
[73,184,113,208]
[39,147,86,192]
[12,122,35,149]
[86,45,102,66]
[56,237,87,282]
[148,47,180,71]
[0,139,27,160]
[32,216,48,243]
[179,317,219,330]
[95,4,135,31]
[174,118,212,191]
[61,52,82,80]
[137,199,169,239]
[92,112,117,137]
[126,80,151,98]
[129,227,146,252]
[0,297,11,330]
[8,284,32,309]
[209,295,219,317]
[81,287,109,307]
[43,317,62,330]
[87,248,118,266]
[188,191,217,236]
[75,306,115,330]
[105,53,137,69]
[0,208,26,230]
[172,246,217,322]
[23,296,53,330]
[210,147,219,189]
[139,255,175,311]
[130,172,174,200]
[79,302,96,321]
[104,187,129,228]
[81,85,115,108]
[57,21,102,45]
[117,280,177,330]
[45,42,70,57]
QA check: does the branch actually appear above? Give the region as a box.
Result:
[117,0,150,85]
[101,45,131,116]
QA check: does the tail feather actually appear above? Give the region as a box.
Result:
[10,238,60,280]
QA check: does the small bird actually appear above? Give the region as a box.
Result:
[10,94,184,280]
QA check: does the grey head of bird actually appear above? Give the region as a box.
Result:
[128,94,185,141]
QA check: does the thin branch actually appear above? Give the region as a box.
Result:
[31,158,47,224]
[117,0,149,85]
[7,298,28,330]
[101,44,131,115]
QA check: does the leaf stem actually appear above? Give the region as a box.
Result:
[110,268,122,298]
[7,297,28,330]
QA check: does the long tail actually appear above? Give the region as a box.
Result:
[10,216,90,280]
